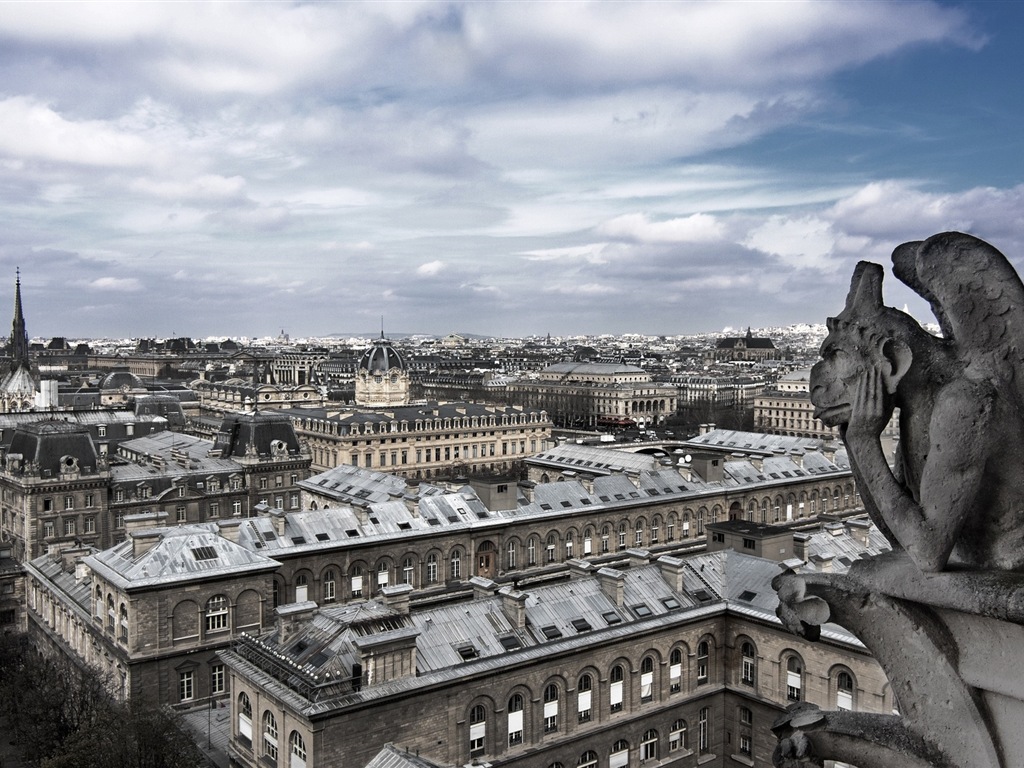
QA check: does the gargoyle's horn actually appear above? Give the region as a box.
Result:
[841,261,885,317]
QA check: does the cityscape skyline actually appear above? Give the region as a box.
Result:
[2,2,1024,338]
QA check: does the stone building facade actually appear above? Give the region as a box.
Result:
[222,547,893,768]
[283,401,552,478]
[506,362,678,428]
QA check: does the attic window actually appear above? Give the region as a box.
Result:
[631,603,652,618]
[560,501,572,508]
[447,515,459,523]
[599,495,611,502]
[499,635,522,652]
[738,590,757,602]
[346,529,360,537]
[289,640,309,655]
[476,511,489,519]
[291,536,306,545]
[570,618,592,633]
[613,494,625,500]
[190,546,218,561]
[263,530,277,540]
[580,498,591,505]
[369,517,379,524]
[692,589,712,603]
[541,625,563,640]
[646,489,659,496]
[457,644,479,660]
[315,533,330,542]
[426,518,440,526]
[540,503,552,511]
[601,611,622,625]
[661,597,681,610]
[398,522,412,530]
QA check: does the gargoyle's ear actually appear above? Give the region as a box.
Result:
[841,262,884,317]
[880,338,912,394]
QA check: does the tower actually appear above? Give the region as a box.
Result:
[9,269,28,364]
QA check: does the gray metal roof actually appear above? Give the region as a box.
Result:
[85,525,278,589]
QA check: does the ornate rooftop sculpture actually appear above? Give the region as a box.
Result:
[773,232,1024,768]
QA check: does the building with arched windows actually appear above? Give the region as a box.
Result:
[220,545,892,768]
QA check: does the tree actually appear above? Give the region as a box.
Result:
[0,633,203,768]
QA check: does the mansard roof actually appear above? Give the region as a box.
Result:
[7,420,99,476]
[84,525,278,590]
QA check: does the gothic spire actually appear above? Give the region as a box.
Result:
[10,269,28,364]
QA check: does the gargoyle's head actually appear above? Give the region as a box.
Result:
[810,262,915,427]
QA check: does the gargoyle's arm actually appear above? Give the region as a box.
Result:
[845,374,992,571]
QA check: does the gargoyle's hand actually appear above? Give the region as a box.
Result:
[774,573,830,640]
[845,366,889,440]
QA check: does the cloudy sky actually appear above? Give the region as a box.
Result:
[2,1,1022,339]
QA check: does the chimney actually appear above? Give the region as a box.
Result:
[499,586,528,629]
[597,567,625,607]
[276,601,317,646]
[469,576,497,600]
[749,455,763,471]
[218,518,244,544]
[625,548,650,567]
[845,518,871,547]
[270,509,287,539]
[566,559,592,580]
[381,583,413,615]
[809,554,833,573]
[124,510,167,536]
[789,449,804,468]
[518,481,535,504]
[792,533,811,562]
[131,529,162,559]
[657,555,685,592]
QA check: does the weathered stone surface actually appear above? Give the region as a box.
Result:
[774,232,1024,767]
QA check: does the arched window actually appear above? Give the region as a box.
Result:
[238,693,253,743]
[289,731,306,768]
[610,664,625,712]
[577,751,598,768]
[469,704,486,755]
[698,707,710,754]
[634,519,644,545]
[669,648,683,692]
[610,738,630,768]
[565,531,574,558]
[546,533,557,563]
[787,656,803,701]
[263,711,279,762]
[543,683,559,732]
[507,540,517,569]
[350,565,364,598]
[450,550,463,580]
[426,553,438,583]
[583,527,593,555]
[402,557,414,585]
[741,641,756,685]
[618,523,627,549]
[640,656,655,703]
[323,569,336,603]
[206,595,228,632]
[601,525,610,552]
[119,604,129,642]
[697,641,709,684]
[94,585,103,619]
[376,561,390,591]
[577,673,593,722]
[528,537,537,565]
[106,595,115,633]
[641,729,659,761]
[837,670,854,710]
[669,718,687,751]
[507,693,524,746]
[294,573,308,602]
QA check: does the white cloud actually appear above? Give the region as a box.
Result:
[520,244,609,264]
[89,276,142,292]
[744,216,840,270]
[417,260,445,276]
[598,212,725,243]
[0,96,157,167]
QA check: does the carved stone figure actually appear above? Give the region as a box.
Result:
[773,233,1024,768]
[810,232,1024,572]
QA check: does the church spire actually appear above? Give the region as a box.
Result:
[10,269,28,364]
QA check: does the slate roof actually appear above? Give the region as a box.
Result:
[84,525,278,590]
[7,420,100,476]
[362,744,448,768]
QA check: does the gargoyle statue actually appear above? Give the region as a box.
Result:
[810,232,1024,572]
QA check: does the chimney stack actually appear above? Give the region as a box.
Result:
[597,567,625,606]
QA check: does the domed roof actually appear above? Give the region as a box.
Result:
[99,367,146,391]
[359,336,405,373]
